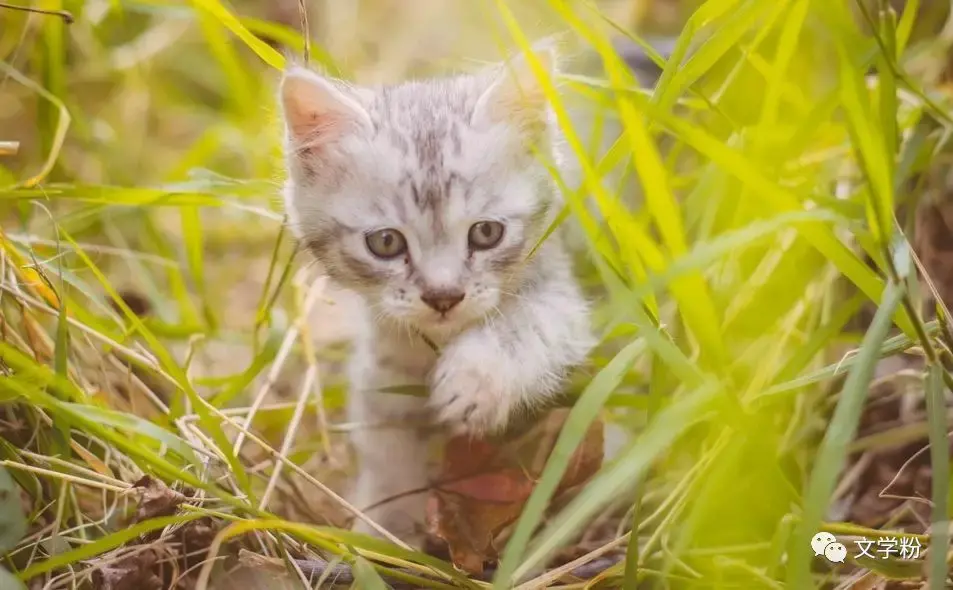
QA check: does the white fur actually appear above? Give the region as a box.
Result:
[279,46,595,546]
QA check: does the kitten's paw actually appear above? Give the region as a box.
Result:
[429,348,515,436]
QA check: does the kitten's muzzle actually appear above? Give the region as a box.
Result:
[420,289,465,313]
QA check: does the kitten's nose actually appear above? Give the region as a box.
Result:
[420,289,465,313]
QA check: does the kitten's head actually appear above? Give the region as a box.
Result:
[279,46,563,336]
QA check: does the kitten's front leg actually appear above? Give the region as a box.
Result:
[347,337,435,548]
[430,278,594,436]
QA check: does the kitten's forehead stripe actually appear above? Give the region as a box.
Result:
[285,65,565,301]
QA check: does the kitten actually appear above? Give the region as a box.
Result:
[278,45,595,546]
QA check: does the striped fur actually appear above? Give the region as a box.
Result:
[279,45,595,546]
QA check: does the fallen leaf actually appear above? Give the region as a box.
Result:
[133,475,186,523]
[90,548,163,590]
[429,409,604,575]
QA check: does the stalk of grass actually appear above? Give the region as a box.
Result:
[493,337,647,586]
[0,61,70,190]
[925,362,950,589]
[16,514,206,581]
[786,266,906,587]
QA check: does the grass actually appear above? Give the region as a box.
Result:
[3,0,953,588]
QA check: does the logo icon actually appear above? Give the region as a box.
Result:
[824,542,847,563]
[811,531,837,557]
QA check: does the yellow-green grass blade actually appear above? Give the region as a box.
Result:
[180,206,217,330]
[493,336,650,586]
[650,0,746,111]
[895,0,920,55]
[57,229,254,499]
[489,0,634,283]
[548,0,727,370]
[786,270,906,587]
[16,513,205,581]
[352,556,391,590]
[187,0,285,70]
[510,383,721,583]
[756,0,809,142]
[196,7,253,114]
[832,30,894,245]
[610,82,916,337]
[0,61,71,190]
[656,0,780,114]
[925,362,950,590]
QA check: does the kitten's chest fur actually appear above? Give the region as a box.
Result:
[347,307,450,393]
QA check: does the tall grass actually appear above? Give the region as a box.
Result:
[2,0,953,588]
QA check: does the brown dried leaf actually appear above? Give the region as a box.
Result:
[429,409,604,574]
[90,549,163,590]
[133,475,186,523]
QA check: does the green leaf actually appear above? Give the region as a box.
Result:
[0,466,27,555]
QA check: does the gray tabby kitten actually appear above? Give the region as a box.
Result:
[278,45,595,546]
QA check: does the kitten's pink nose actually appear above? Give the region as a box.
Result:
[420,290,465,313]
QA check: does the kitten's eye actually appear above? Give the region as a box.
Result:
[468,221,505,250]
[365,229,407,259]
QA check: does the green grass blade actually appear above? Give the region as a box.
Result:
[654,0,775,113]
[187,0,285,70]
[609,83,916,337]
[550,0,727,370]
[56,229,253,499]
[511,383,721,583]
[62,403,198,464]
[895,0,920,54]
[786,276,906,587]
[925,362,950,590]
[180,206,216,330]
[493,337,648,586]
[16,513,205,581]
[352,556,391,590]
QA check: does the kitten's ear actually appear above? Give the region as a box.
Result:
[471,41,558,136]
[279,66,371,146]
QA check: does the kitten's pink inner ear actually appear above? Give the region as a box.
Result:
[472,46,557,132]
[280,70,370,144]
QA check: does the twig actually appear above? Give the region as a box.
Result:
[231,271,326,457]
[258,363,317,511]
[292,272,337,466]
[0,460,128,493]
[196,398,410,548]
[0,2,73,23]
[298,0,311,65]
